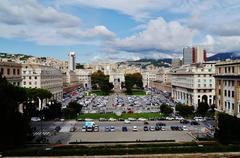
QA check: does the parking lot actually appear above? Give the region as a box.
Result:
[31,119,211,144]
[78,88,175,114]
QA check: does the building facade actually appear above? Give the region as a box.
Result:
[214,60,240,118]
[21,64,63,101]
[0,61,22,86]
[183,46,207,65]
[171,62,215,109]
[68,52,76,71]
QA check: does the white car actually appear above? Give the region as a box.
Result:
[166,117,174,120]
[175,116,184,121]
[132,126,138,132]
[128,117,136,121]
[138,118,147,121]
[194,117,204,122]
[108,118,117,121]
[31,117,41,122]
[183,126,188,131]
[124,119,131,124]
[81,126,86,132]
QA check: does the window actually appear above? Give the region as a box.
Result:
[232,91,235,98]
[198,99,200,103]
[7,68,10,75]
[34,81,37,85]
[198,79,200,82]
[204,75,206,77]
[228,90,231,97]
[198,89,201,92]
[35,76,37,79]
[232,81,235,86]
[23,81,26,85]
[0,68,3,74]
[29,76,31,79]
[232,67,235,73]
[17,69,20,75]
[13,69,16,75]
[29,82,31,85]
[210,84,212,87]
[225,67,227,73]
[204,84,206,87]
[23,71,26,74]
[198,84,200,88]
[204,79,206,82]
[198,95,200,98]
[225,102,227,110]
[209,79,212,82]
[228,67,231,73]
[224,90,227,96]
[232,103,234,111]
[219,89,221,95]
[203,90,206,93]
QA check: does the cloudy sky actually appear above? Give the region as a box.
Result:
[0,0,240,63]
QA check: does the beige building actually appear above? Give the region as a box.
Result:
[171,62,215,109]
[214,60,240,118]
[21,64,63,101]
[0,61,22,86]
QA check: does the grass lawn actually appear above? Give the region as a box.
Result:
[78,112,165,119]
[126,89,146,96]
[88,90,112,96]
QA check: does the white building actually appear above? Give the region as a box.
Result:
[74,69,92,89]
[21,64,63,101]
[142,71,157,88]
[171,62,215,109]
[214,60,240,118]
[68,52,76,71]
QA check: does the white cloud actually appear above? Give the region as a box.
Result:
[109,17,198,53]
[58,0,175,20]
[201,35,240,53]
[0,0,114,45]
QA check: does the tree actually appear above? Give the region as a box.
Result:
[64,101,83,119]
[160,103,173,115]
[42,101,62,120]
[0,75,31,148]
[196,102,209,116]
[124,73,143,94]
[215,113,240,144]
[91,70,113,95]
[175,103,194,117]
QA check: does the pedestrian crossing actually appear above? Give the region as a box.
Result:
[33,131,51,136]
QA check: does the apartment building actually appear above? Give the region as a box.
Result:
[171,62,215,109]
[214,60,240,118]
[21,64,63,101]
[0,61,22,86]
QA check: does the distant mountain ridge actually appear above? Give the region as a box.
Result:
[130,52,240,65]
[207,52,240,61]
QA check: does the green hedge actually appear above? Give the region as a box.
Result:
[3,143,240,156]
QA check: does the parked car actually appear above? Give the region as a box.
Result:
[124,119,131,124]
[191,121,200,125]
[55,126,61,132]
[182,126,188,131]
[94,125,99,132]
[108,118,117,121]
[105,127,110,132]
[194,117,204,122]
[180,119,190,124]
[156,122,166,126]
[110,126,115,132]
[132,126,138,132]
[155,126,161,131]
[122,126,128,132]
[144,126,149,131]
[149,126,155,131]
[86,126,93,132]
[81,126,86,132]
[166,117,174,120]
